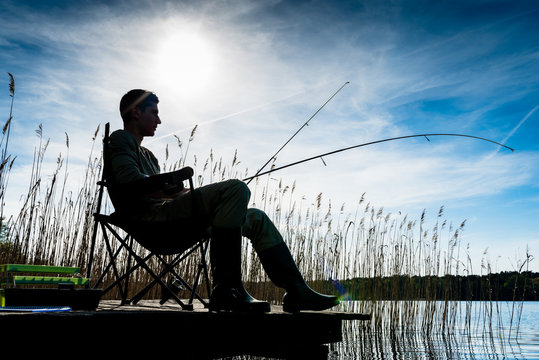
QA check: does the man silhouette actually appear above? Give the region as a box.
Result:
[107,89,339,313]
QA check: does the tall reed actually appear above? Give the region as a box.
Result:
[0,73,16,228]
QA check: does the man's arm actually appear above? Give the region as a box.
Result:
[108,130,193,197]
[122,167,193,196]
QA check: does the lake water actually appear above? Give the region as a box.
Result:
[331,300,539,359]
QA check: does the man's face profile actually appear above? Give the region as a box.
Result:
[134,102,161,137]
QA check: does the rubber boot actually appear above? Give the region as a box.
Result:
[258,242,340,312]
[208,226,270,313]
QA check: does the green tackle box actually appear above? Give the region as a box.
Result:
[0,264,102,310]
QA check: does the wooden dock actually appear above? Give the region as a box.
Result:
[1,300,370,359]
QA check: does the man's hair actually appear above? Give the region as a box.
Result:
[119,89,159,124]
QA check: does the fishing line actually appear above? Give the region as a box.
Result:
[246,81,350,185]
[243,133,514,182]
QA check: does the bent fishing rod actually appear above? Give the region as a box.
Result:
[242,133,514,182]
[245,81,350,185]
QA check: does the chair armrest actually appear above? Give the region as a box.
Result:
[122,166,194,195]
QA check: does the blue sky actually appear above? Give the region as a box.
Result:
[1,0,538,273]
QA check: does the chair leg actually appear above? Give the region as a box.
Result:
[129,238,211,309]
[130,254,192,310]
[92,238,123,289]
[121,236,135,304]
[188,239,210,307]
[101,223,129,303]
[92,220,211,310]
[160,279,183,305]
[99,222,153,304]
[100,221,191,308]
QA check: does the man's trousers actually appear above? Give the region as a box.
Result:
[139,179,284,253]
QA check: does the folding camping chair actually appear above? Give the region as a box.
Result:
[86,123,211,310]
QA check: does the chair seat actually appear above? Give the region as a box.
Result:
[94,212,127,227]
[95,212,207,255]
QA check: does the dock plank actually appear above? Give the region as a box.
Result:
[2,300,370,359]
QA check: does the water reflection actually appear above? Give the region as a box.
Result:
[228,301,538,359]
[332,300,539,359]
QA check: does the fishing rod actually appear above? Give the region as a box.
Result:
[245,81,350,185]
[242,133,514,182]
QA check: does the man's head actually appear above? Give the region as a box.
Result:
[120,89,161,143]
[119,89,159,125]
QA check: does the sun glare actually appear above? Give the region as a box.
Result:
[155,32,215,96]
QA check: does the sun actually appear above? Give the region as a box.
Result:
[155,32,215,96]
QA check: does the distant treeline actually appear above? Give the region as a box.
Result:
[329,271,538,301]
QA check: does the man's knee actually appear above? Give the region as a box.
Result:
[245,208,265,228]
[226,179,251,205]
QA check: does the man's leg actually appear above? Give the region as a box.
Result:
[242,208,285,252]
[150,179,339,312]
[208,226,270,312]
[243,208,340,312]
[162,179,269,312]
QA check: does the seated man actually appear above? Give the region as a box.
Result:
[107,89,339,313]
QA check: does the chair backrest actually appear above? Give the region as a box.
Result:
[97,122,130,216]
[86,123,111,280]
[93,122,112,218]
